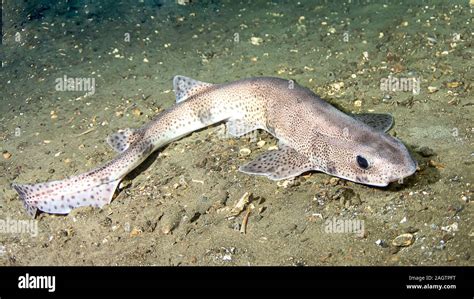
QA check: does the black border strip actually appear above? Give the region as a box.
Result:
[0,266,472,298]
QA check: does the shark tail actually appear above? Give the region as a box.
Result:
[12,177,120,217]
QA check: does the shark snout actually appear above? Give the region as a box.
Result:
[404,157,418,177]
[385,137,418,183]
[403,148,418,176]
[388,156,417,184]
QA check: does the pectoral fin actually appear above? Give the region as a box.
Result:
[239,146,313,180]
[351,113,394,132]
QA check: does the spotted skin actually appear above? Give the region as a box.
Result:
[12,76,417,216]
[350,113,394,132]
[240,145,314,180]
[106,128,141,153]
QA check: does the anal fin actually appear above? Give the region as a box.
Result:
[239,146,313,180]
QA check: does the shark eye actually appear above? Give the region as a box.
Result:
[356,155,369,169]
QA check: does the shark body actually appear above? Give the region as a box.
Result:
[12,76,417,216]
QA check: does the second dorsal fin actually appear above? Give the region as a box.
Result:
[106,128,139,153]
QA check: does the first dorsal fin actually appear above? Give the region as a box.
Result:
[351,113,394,132]
[173,75,213,103]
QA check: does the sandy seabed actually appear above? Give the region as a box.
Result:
[0,0,472,266]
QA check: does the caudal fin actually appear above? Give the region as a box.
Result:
[12,178,120,217]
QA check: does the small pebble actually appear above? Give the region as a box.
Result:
[132,108,142,116]
[160,208,184,234]
[250,37,263,46]
[392,233,414,247]
[462,252,470,261]
[277,179,296,188]
[222,254,232,261]
[436,240,446,250]
[441,222,458,233]
[446,81,462,89]
[50,110,58,119]
[2,151,12,159]
[362,51,369,61]
[417,146,435,157]
[130,227,142,237]
[382,94,392,102]
[239,148,251,156]
[441,233,454,242]
[331,82,344,91]
[426,37,437,44]
[375,239,388,248]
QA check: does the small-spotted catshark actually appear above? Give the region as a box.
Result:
[12,76,417,216]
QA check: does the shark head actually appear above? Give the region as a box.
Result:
[312,124,418,187]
